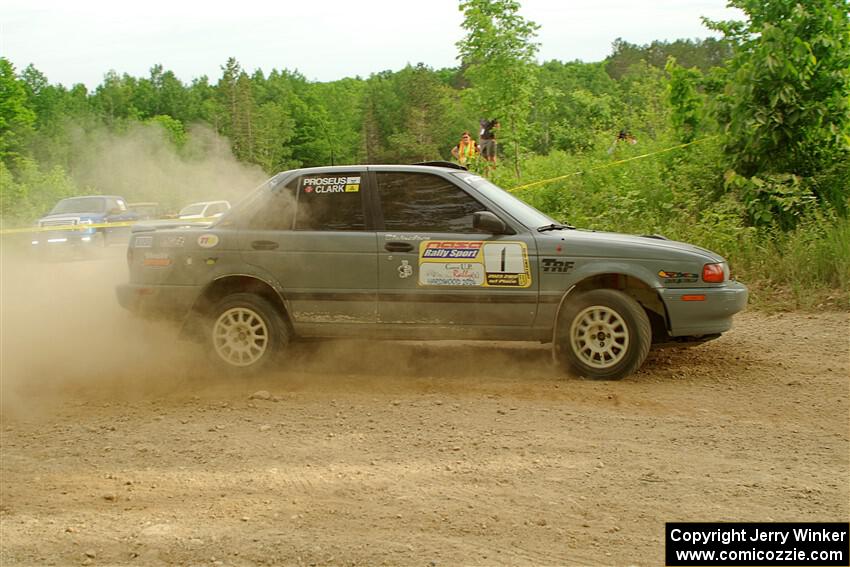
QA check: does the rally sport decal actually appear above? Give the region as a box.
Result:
[418,241,531,288]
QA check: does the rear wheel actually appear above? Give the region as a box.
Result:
[208,293,288,375]
[555,289,651,380]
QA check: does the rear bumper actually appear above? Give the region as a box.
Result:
[116,283,200,320]
[660,281,748,337]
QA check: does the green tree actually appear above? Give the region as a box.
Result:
[606,38,732,80]
[147,114,187,147]
[616,61,669,140]
[666,57,704,142]
[706,0,850,220]
[385,64,459,163]
[92,70,140,124]
[0,58,36,168]
[0,158,78,224]
[216,58,257,162]
[358,71,404,163]
[457,0,540,175]
[530,61,619,153]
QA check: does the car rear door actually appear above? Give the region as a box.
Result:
[373,170,538,328]
[239,170,378,328]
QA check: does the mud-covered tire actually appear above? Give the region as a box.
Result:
[555,289,651,380]
[207,293,288,376]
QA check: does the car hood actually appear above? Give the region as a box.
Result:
[538,229,724,263]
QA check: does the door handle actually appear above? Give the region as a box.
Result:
[251,240,279,250]
[384,241,414,253]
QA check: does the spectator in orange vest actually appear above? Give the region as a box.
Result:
[451,131,479,166]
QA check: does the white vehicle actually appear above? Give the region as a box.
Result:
[178,200,231,220]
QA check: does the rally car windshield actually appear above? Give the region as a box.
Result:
[455,173,561,230]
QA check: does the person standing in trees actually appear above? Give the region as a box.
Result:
[451,131,479,166]
[479,119,499,175]
[607,129,638,155]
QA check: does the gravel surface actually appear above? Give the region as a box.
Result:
[1,250,848,566]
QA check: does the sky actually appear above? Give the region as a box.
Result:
[2,0,743,90]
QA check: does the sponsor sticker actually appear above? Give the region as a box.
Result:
[143,252,172,267]
[659,270,699,284]
[161,235,185,248]
[419,263,485,286]
[303,176,361,194]
[198,234,219,248]
[418,241,531,288]
[134,236,153,248]
[541,258,575,273]
[397,260,413,279]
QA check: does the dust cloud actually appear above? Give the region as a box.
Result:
[64,122,269,213]
[0,123,272,416]
[0,244,205,417]
[0,122,554,417]
[0,237,554,417]
[0,235,553,414]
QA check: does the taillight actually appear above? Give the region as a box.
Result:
[702,263,725,283]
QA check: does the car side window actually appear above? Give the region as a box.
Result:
[249,182,298,230]
[376,172,486,233]
[294,173,365,231]
[207,203,226,216]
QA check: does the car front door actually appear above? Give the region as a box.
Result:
[104,197,136,242]
[239,170,378,329]
[374,170,538,329]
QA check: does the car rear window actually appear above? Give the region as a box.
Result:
[180,204,205,216]
[206,203,228,216]
[294,174,365,231]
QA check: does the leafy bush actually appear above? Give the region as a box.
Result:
[0,158,79,226]
[501,139,848,308]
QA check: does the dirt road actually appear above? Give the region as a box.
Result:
[1,251,848,566]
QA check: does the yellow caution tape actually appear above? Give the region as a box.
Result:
[507,135,718,193]
[0,217,221,236]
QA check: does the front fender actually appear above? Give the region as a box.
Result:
[546,260,665,347]
[566,259,664,290]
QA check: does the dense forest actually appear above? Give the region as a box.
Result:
[1,0,848,307]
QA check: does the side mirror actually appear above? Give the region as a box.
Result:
[473,211,507,234]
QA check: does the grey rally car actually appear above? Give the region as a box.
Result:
[117,163,747,380]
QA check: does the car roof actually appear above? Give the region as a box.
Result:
[183,200,229,206]
[61,195,125,200]
[284,163,466,176]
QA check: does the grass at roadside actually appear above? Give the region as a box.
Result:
[502,144,849,311]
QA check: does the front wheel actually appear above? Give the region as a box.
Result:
[207,293,288,375]
[555,289,651,380]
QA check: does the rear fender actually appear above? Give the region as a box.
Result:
[180,270,293,340]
